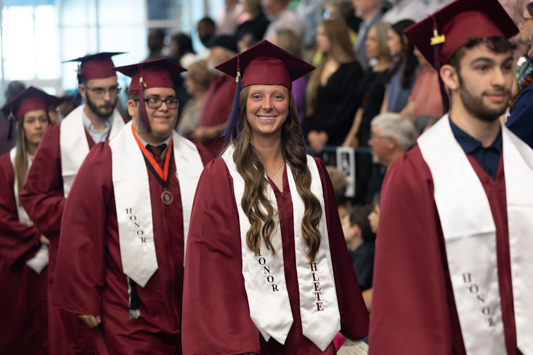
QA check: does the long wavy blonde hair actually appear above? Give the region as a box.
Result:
[230,85,323,262]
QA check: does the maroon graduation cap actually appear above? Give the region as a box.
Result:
[215,40,315,139]
[65,52,125,83]
[403,0,518,114]
[1,86,64,139]
[216,39,314,90]
[113,58,186,133]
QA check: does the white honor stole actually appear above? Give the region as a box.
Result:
[10,148,48,274]
[418,115,533,355]
[222,146,341,351]
[60,105,125,197]
[110,121,203,288]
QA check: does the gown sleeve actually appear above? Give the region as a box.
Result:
[368,147,458,355]
[0,155,41,269]
[315,157,369,341]
[20,124,65,244]
[182,158,261,355]
[51,143,110,316]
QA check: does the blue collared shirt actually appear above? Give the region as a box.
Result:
[449,119,502,180]
[82,110,113,143]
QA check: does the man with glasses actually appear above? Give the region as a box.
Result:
[20,52,127,355]
[51,58,211,354]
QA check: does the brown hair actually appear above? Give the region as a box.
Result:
[231,85,323,262]
[14,113,51,196]
[274,29,302,58]
[186,60,212,92]
[306,19,357,117]
[447,37,514,74]
[369,22,392,61]
[347,205,374,243]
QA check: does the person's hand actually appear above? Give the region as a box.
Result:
[39,235,50,245]
[78,314,101,328]
[308,131,328,154]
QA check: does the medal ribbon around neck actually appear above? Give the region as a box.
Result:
[131,123,173,186]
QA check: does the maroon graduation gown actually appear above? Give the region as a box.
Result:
[20,120,126,355]
[0,153,48,355]
[369,146,518,355]
[51,141,211,355]
[182,157,369,355]
[197,75,236,157]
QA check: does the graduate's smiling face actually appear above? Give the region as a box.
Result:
[245,84,289,141]
[129,87,179,142]
[442,41,513,122]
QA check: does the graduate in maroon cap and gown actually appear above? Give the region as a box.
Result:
[0,87,63,354]
[182,40,369,355]
[369,1,533,354]
[20,52,127,355]
[51,58,212,354]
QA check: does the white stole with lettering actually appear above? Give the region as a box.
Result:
[10,148,48,274]
[418,115,533,355]
[222,146,340,351]
[110,121,203,287]
[60,105,125,197]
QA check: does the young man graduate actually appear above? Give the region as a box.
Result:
[19,52,127,355]
[51,58,211,354]
[369,0,533,354]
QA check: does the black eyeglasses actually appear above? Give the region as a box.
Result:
[85,85,121,98]
[135,97,180,109]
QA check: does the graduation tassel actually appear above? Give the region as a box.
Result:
[6,113,14,140]
[430,16,450,115]
[128,277,141,319]
[137,63,151,134]
[222,68,242,140]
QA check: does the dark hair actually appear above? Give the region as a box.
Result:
[372,192,381,209]
[347,205,375,243]
[447,37,514,73]
[172,33,196,61]
[198,17,215,28]
[388,20,418,89]
[527,2,533,17]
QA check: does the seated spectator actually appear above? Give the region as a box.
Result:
[171,33,196,69]
[235,0,270,52]
[215,0,244,36]
[177,60,211,139]
[146,29,166,61]
[344,22,392,148]
[296,0,326,50]
[382,20,419,113]
[362,192,381,310]
[507,27,533,147]
[263,0,304,41]
[400,47,444,120]
[196,17,216,61]
[352,0,385,71]
[326,166,349,221]
[303,19,364,154]
[192,36,238,157]
[382,0,427,23]
[516,3,533,92]
[366,113,417,203]
[271,29,307,125]
[343,205,375,292]
[343,22,391,205]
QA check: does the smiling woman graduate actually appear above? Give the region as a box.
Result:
[181,40,369,355]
